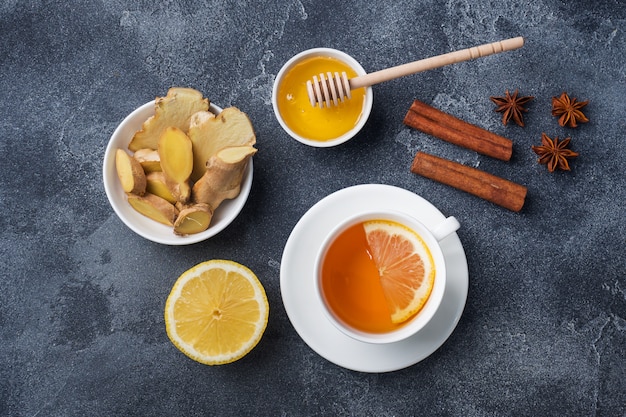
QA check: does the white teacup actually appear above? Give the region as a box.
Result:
[315,210,460,344]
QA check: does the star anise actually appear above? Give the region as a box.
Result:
[531,133,579,172]
[551,92,589,128]
[490,89,534,127]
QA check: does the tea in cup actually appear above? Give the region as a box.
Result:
[315,210,459,344]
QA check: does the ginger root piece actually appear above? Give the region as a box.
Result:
[133,148,161,173]
[173,203,213,235]
[128,87,209,152]
[188,107,256,182]
[192,145,257,209]
[158,127,194,203]
[189,109,215,126]
[145,172,177,204]
[127,193,178,226]
[115,148,146,195]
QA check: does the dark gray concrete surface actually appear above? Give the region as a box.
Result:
[1,1,624,416]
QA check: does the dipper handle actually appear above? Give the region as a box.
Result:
[307,37,524,108]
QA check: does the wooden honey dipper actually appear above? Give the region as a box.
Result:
[306,37,524,108]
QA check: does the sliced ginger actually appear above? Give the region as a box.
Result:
[173,203,213,236]
[134,148,162,173]
[127,193,179,226]
[128,87,209,152]
[188,107,256,182]
[115,149,146,195]
[116,89,257,236]
[158,127,193,203]
[146,172,177,204]
[192,145,257,209]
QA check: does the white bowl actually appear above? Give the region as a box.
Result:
[102,101,253,245]
[272,48,373,147]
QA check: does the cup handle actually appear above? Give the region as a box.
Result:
[430,216,460,242]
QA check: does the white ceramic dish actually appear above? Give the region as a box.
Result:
[280,184,468,373]
[102,101,253,245]
[272,48,374,147]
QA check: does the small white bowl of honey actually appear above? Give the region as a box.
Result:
[272,48,373,147]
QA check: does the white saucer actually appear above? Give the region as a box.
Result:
[280,184,469,373]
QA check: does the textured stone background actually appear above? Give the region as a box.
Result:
[1,1,624,416]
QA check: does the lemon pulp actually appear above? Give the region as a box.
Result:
[164,260,269,365]
[276,56,366,141]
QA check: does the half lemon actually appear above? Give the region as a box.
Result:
[164,260,269,365]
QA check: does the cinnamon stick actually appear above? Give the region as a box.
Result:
[411,151,527,212]
[404,99,513,161]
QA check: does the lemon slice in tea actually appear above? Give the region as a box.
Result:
[363,220,435,323]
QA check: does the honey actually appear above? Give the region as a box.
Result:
[320,222,410,334]
[276,56,366,141]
